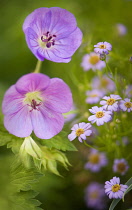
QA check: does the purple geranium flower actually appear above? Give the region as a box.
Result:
[2,73,72,139]
[100,94,121,112]
[104,176,128,199]
[85,182,106,210]
[113,158,129,175]
[85,149,108,172]
[86,89,104,104]
[88,106,112,126]
[119,98,132,112]
[68,122,92,143]
[81,52,106,71]
[23,7,82,63]
[92,75,116,93]
[94,41,112,55]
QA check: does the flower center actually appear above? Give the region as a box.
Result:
[24,91,43,112]
[106,98,116,105]
[99,44,106,49]
[39,31,56,48]
[117,163,126,173]
[75,128,84,136]
[100,79,109,88]
[112,184,121,192]
[95,111,104,118]
[90,191,99,199]
[89,55,100,65]
[124,102,132,108]
[90,94,98,98]
[89,154,100,164]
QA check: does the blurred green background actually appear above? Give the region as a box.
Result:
[0,0,132,209]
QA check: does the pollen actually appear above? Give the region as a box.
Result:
[90,191,99,199]
[96,111,104,118]
[106,98,116,105]
[75,128,84,136]
[90,94,98,98]
[100,79,109,88]
[112,184,121,192]
[24,91,42,104]
[117,163,126,173]
[89,55,100,65]
[124,102,132,108]
[99,44,106,49]
[89,154,100,164]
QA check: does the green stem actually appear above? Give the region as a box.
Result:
[34,60,42,73]
[83,140,96,150]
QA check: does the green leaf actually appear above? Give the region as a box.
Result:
[40,131,77,152]
[109,177,132,210]
[9,190,43,210]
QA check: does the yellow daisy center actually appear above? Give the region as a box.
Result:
[106,98,116,105]
[96,111,104,118]
[124,102,132,108]
[89,154,100,164]
[100,79,109,88]
[112,184,121,192]
[90,94,98,98]
[89,55,100,65]
[75,128,84,136]
[117,162,126,173]
[99,44,106,49]
[90,191,99,199]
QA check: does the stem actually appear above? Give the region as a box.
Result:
[83,140,96,150]
[34,60,42,73]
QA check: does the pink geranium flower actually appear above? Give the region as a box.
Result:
[2,73,72,139]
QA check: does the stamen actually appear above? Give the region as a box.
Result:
[76,128,84,136]
[112,184,121,192]
[40,31,56,48]
[89,154,100,164]
[124,102,132,108]
[96,111,104,118]
[107,98,116,105]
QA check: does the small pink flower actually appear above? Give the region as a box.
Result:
[113,158,129,175]
[105,177,128,199]
[100,94,121,111]
[94,42,112,55]
[68,122,92,143]
[85,149,108,172]
[119,98,132,112]
[88,106,112,126]
[81,52,106,71]
[86,89,104,104]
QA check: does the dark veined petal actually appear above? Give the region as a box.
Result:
[31,106,64,139]
[42,78,73,113]
[23,7,50,32]
[4,106,32,138]
[37,47,71,63]
[48,7,77,37]
[16,73,50,94]
[2,85,24,115]
[53,27,83,58]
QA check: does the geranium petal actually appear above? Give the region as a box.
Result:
[31,107,64,139]
[42,78,73,113]
[16,73,50,94]
[49,7,77,37]
[2,85,24,115]
[4,106,32,137]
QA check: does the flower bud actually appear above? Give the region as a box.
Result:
[99,53,106,61]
